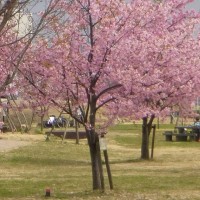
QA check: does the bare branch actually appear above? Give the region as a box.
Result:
[96,83,123,100]
[96,97,117,111]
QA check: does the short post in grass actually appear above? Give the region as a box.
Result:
[45,188,51,197]
[99,133,113,190]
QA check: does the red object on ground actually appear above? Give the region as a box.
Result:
[45,188,51,197]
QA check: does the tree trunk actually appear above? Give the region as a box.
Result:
[29,110,35,130]
[170,114,174,124]
[141,117,149,159]
[86,129,104,190]
[40,114,44,132]
[86,92,105,190]
[75,120,79,144]
[141,115,155,160]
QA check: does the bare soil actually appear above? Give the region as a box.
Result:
[0,133,45,152]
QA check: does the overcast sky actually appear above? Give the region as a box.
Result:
[31,0,200,16]
[187,0,200,11]
[33,0,200,10]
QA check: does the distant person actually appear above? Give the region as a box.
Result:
[194,117,200,126]
[0,121,4,133]
[194,117,200,141]
[48,115,56,125]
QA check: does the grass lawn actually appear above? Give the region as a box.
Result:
[0,123,200,199]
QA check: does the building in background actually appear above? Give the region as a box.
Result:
[14,11,33,37]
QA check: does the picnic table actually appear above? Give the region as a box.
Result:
[45,131,87,139]
[163,125,200,142]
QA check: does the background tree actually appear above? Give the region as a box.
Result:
[0,0,63,100]
[113,0,200,159]
[0,0,67,132]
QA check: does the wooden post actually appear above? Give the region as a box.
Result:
[103,149,113,190]
[97,138,105,191]
[151,125,156,159]
[99,134,113,190]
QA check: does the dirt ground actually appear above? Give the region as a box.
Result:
[0,133,45,152]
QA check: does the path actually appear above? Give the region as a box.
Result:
[0,140,31,152]
[0,133,44,152]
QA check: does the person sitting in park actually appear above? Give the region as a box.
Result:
[0,121,4,133]
[194,117,200,126]
[194,117,200,141]
[47,115,56,125]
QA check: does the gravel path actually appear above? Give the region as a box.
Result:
[0,139,32,152]
[0,133,44,152]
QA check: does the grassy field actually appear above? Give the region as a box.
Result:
[0,123,200,200]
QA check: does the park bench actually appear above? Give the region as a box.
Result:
[163,131,196,142]
[163,131,173,141]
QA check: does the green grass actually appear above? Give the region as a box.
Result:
[0,123,200,199]
[0,141,91,199]
[109,123,142,133]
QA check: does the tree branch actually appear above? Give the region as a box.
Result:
[96,97,117,111]
[96,83,122,100]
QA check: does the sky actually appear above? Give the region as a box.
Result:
[29,0,200,20]
[33,0,200,10]
[187,0,200,11]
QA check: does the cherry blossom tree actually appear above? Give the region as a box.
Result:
[0,0,69,131]
[111,0,200,159]
[20,0,133,190]
[0,0,64,97]
[20,0,200,189]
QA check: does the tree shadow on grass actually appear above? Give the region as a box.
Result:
[106,158,149,165]
[9,156,91,166]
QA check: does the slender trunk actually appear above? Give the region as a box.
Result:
[170,114,173,124]
[157,117,160,129]
[10,96,26,132]
[21,111,29,132]
[141,115,155,160]
[6,113,16,132]
[29,110,35,130]
[41,114,44,132]
[75,120,79,144]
